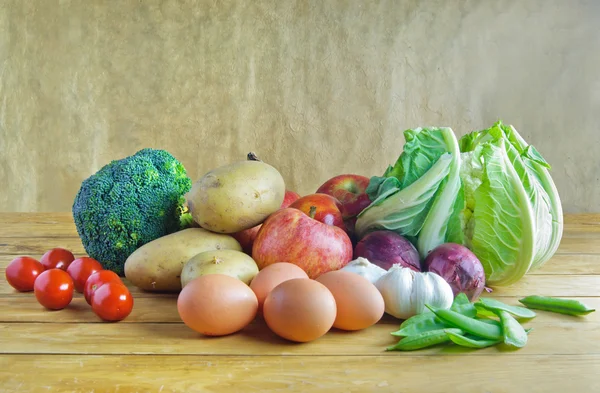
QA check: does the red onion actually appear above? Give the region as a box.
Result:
[353,230,421,272]
[423,243,486,301]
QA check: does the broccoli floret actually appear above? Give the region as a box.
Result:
[72,148,192,275]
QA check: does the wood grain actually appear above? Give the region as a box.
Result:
[3,253,600,275]
[2,273,598,298]
[1,318,598,356]
[1,213,600,393]
[0,213,77,237]
[2,233,598,256]
[2,354,598,393]
[0,295,596,324]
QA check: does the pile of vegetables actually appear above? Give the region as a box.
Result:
[355,121,563,286]
[388,294,595,351]
[7,119,594,351]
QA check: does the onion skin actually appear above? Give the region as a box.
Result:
[423,243,486,301]
[354,231,421,272]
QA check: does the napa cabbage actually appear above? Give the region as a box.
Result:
[355,121,563,286]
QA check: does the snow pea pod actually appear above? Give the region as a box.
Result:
[498,310,527,348]
[445,330,502,349]
[398,312,436,330]
[392,317,450,337]
[395,302,477,334]
[426,305,503,340]
[477,298,537,319]
[451,293,471,308]
[387,328,464,351]
[451,299,477,318]
[519,296,595,316]
[474,317,502,327]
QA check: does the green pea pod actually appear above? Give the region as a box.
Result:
[519,296,596,316]
[392,317,450,337]
[498,310,527,348]
[475,306,498,318]
[451,299,477,318]
[477,298,537,319]
[445,330,502,349]
[474,317,502,327]
[395,302,476,334]
[398,312,435,330]
[387,328,464,351]
[426,305,503,340]
[451,293,471,308]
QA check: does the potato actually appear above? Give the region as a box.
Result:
[181,249,259,288]
[187,159,285,233]
[124,228,242,292]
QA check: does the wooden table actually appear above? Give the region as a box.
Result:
[0,213,598,392]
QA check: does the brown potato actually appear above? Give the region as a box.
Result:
[187,159,285,233]
[124,228,242,292]
[181,249,259,288]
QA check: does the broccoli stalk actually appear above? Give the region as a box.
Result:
[72,148,193,275]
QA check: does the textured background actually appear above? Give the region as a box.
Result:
[1,0,599,213]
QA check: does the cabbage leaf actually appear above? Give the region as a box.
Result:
[355,121,563,286]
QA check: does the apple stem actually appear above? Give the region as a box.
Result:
[309,206,317,219]
[247,152,262,162]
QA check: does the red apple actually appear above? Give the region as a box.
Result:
[252,208,353,279]
[288,193,345,230]
[232,190,301,254]
[281,190,301,208]
[316,174,371,219]
[231,225,262,255]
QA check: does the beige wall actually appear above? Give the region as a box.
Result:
[0,0,599,213]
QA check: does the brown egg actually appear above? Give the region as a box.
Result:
[249,262,309,313]
[316,270,384,331]
[177,274,258,336]
[263,278,336,343]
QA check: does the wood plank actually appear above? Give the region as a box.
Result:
[1,354,599,393]
[0,212,595,236]
[0,237,85,255]
[1,270,599,298]
[0,354,600,393]
[0,232,597,256]
[0,295,182,323]
[2,253,600,275]
[528,254,600,275]
[0,213,77,237]
[486,274,600,297]
[1,316,598,356]
[0,295,597,324]
[562,213,600,226]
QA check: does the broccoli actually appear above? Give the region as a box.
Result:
[72,148,193,275]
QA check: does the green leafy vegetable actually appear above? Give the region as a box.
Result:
[477,297,537,319]
[356,121,563,286]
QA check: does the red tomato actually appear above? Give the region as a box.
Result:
[34,269,74,310]
[67,257,103,293]
[5,256,45,292]
[40,248,75,271]
[91,282,134,322]
[84,270,122,305]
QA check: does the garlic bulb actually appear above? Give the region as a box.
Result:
[375,264,453,319]
[340,257,387,284]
